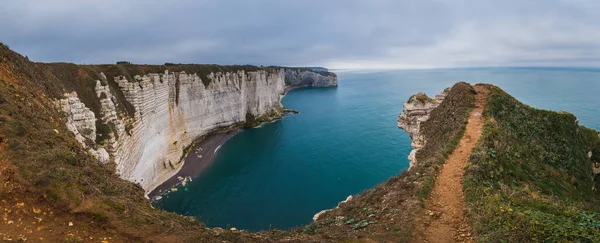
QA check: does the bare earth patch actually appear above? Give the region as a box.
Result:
[415,85,488,243]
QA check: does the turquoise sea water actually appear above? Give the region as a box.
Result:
[155,67,600,231]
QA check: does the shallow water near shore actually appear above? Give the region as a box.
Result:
[154,67,600,231]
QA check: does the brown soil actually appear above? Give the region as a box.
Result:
[0,146,134,243]
[414,85,488,243]
[0,43,487,242]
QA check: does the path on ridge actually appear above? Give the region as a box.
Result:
[416,85,488,243]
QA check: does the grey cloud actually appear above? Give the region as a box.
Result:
[1,0,599,68]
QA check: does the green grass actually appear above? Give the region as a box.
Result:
[0,42,334,242]
[411,92,437,104]
[464,85,600,242]
[0,42,216,241]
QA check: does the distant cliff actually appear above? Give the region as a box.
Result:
[33,63,337,194]
[284,68,338,87]
[4,42,600,242]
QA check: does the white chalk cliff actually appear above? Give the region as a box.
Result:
[56,92,111,164]
[397,88,449,168]
[284,69,338,87]
[57,67,336,194]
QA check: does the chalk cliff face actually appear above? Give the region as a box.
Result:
[397,88,449,168]
[55,67,325,193]
[284,69,338,87]
[56,92,110,164]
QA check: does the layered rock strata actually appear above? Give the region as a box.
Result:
[56,67,335,194]
[284,69,338,87]
[56,92,110,163]
[397,88,449,168]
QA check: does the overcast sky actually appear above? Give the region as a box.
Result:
[2,0,600,69]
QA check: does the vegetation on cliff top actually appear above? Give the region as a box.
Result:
[30,57,335,149]
[464,85,600,242]
[34,62,334,121]
[408,92,438,104]
[298,82,476,241]
[35,63,281,117]
[0,43,321,242]
[4,41,600,242]
[1,44,473,241]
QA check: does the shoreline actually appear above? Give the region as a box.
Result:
[150,85,325,199]
[148,129,240,198]
[284,85,309,94]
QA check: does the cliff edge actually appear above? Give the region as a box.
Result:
[397,88,449,168]
[2,41,600,242]
[0,43,338,242]
[284,68,338,87]
[306,82,477,241]
[34,62,336,194]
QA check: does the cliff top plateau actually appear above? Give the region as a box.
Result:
[1,43,599,242]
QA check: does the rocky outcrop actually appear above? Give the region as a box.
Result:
[313,195,353,221]
[56,67,334,194]
[284,69,338,87]
[57,92,110,163]
[397,88,449,168]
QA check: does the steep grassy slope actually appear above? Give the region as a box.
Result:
[1,43,475,241]
[0,43,196,242]
[464,85,600,242]
[0,43,324,242]
[6,40,599,242]
[34,62,297,120]
[301,82,476,241]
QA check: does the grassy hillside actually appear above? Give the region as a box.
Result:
[0,43,324,242]
[34,62,286,119]
[0,42,477,241]
[4,41,599,242]
[464,85,600,242]
[300,82,476,241]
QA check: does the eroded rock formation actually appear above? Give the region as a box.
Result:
[397,88,449,168]
[56,92,110,163]
[284,68,338,87]
[56,67,335,194]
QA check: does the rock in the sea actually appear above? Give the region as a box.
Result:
[398,89,449,168]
